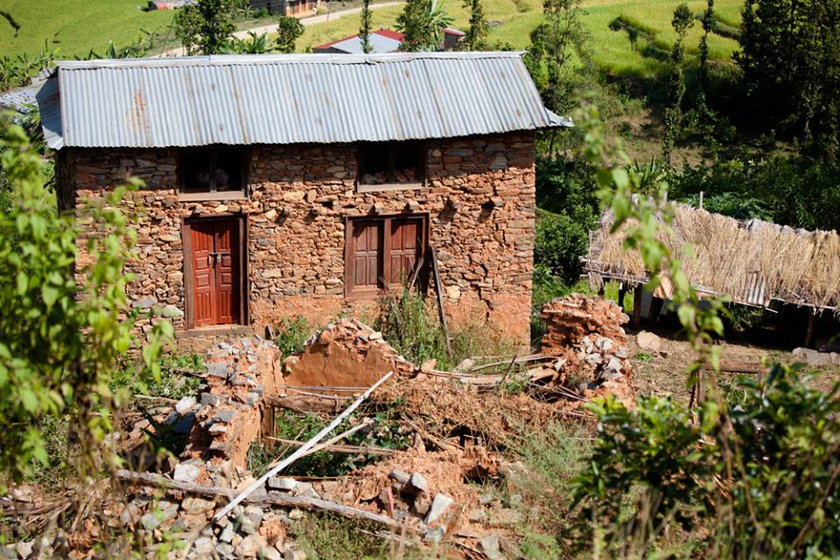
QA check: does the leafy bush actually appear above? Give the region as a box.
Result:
[0,116,170,483]
[535,209,591,284]
[572,365,840,558]
[273,316,311,359]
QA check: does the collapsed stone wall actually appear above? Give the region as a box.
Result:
[538,295,636,407]
[65,132,536,347]
[283,318,415,391]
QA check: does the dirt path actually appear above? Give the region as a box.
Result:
[157,1,403,57]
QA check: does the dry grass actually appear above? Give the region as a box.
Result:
[589,204,840,309]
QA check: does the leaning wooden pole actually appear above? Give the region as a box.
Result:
[430,245,452,359]
[214,371,394,521]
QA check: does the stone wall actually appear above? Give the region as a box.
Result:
[65,132,536,347]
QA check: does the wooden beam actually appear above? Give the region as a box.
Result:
[429,245,452,359]
[215,371,394,521]
[632,284,643,327]
[115,470,406,530]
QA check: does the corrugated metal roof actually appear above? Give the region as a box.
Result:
[0,84,39,112]
[37,52,571,150]
[317,33,402,54]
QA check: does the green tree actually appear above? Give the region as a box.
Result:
[525,0,588,118]
[662,3,694,164]
[360,0,373,53]
[276,16,304,53]
[738,0,840,152]
[461,0,488,50]
[0,115,171,483]
[396,0,454,51]
[174,0,245,55]
[698,0,714,93]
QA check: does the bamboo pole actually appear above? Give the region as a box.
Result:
[214,371,394,521]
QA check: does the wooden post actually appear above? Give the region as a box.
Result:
[648,297,664,325]
[618,282,627,310]
[805,311,817,348]
[632,284,643,327]
[429,245,452,359]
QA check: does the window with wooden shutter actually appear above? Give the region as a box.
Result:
[345,215,427,297]
[179,147,248,201]
[357,141,425,192]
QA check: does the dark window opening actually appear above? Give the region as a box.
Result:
[345,215,427,296]
[358,141,425,186]
[181,147,246,194]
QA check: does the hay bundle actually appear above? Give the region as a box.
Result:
[587,204,840,310]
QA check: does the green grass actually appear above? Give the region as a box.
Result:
[298,0,743,79]
[0,0,178,58]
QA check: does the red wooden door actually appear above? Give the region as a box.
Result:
[189,220,240,327]
[389,219,421,285]
[352,220,382,291]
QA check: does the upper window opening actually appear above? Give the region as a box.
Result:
[181,147,246,195]
[358,141,425,189]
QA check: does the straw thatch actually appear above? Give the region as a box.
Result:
[585,204,840,310]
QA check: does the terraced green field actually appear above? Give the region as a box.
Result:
[0,0,744,80]
[0,0,176,58]
[299,0,745,77]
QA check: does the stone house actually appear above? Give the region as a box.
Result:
[37,53,569,347]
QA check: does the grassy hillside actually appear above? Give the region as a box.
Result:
[0,0,177,58]
[298,0,744,78]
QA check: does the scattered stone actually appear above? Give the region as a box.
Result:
[213,409,237,423]
[193,537,214,556]
[173,460,203,483]
[479,535,504,560]
[636,331,662,352]
[423,527,445,543]
[424,493,454,525]
[215,543,236,559]
[235,534,266,558]
[292,482,320,500]
[792,347,833,366]
[175,396,197,415]
[259,545,283,560]
[267,476,298,492]
[14,542,33,559]
[200,392,224,407]
[205,362,229,378]
[219,523,236,543]
[388,469,410,484]
[208,423,228,434]
[285,548,307,560]
[406,472,429,495]
[455,358,476,372]
[181,497,215,515]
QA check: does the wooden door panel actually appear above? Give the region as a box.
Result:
[191,222,216,327]
[352,221,381,290]
[188,219,242,328]
[213,221,239,325]
[389,219,421,285]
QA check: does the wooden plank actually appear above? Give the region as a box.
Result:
[116,470,406,530]
[215,371,395,521]
[429,245,452,358]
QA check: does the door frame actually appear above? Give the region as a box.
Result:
[182,214,249,330]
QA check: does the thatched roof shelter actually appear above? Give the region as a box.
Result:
[585,204,840,311]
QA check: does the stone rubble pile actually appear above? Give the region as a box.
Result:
[534,295,635,406]
[183,337,283,469]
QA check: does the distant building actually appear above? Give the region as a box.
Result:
[248,0,321,16]
[312,30,405,54]
[311,28,465,54]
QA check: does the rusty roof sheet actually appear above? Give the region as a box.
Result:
[37,52,570,150]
